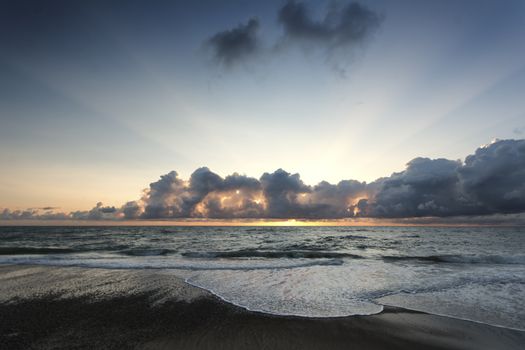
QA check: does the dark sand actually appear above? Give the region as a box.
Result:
[0,265,523,350]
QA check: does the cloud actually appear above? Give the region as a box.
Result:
[40,206,60,211]
[361,139,525,217]
[514,126,525,135]
[307,180,367,218]
[1,208,69,220]
[205,1,382,73]
[71,202,118,220]
[278,1,332,41]
[278,1,382,47]
[2,139,525,221]
[361,157,464,217]
[133,168,362,219]
[141,170,187,218]
[207,18,260,67]
[121,201,142,220]
[260,168,310,218]
[458,139,525,214]
[139,167,265,219]
[0,202,117,221]
[277,0,382,75]
[195,171,264,219]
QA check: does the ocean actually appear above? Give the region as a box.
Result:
[0,226,524,330]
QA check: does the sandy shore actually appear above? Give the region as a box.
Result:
[0,265,523,350]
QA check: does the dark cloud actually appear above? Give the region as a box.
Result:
[278,1,332,41]
[187,167,224,205]
[260,169,310,218]
[308,180,367,218]
[223,173,261,192]
[71,202,118,220]
[278,1,382,47]
[40,206,60,211]
[142,171,187,218]
[2,139,525,221]
[121,201,141,220]
[360,140,525,217]
[205,1,382,72]
[207,18,260,67]
[458,139,525,214]
[277,1,382,75]
[361,158,464,217]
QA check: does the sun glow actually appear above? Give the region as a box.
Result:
[348,195,368,216]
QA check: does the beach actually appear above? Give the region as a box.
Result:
[1,265,523,350]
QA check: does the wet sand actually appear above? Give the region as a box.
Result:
[0,265,523,349]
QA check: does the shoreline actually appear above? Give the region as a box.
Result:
[1,264,524,349]
[184,276,525,332]
[2,261,523,332]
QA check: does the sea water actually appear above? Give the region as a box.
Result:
[0,226,524,330]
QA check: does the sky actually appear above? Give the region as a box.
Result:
[1,0,525,222]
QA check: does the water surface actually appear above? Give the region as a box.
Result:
[0,226,523,330]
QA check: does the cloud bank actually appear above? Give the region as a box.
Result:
[2,139,525,222]
[206,1,382,71]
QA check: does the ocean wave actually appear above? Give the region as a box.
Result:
[321,235,368,241]
[382,254,525,265]
[281,243,336,251]
[0,247,77,255]
[340,235,368,239]
[0,256,344,270]
[119,249,174,256]
[182,250,362,259]
[341,228,371,232]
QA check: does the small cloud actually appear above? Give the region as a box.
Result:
[514,126,525,135]
[207,18,260,67]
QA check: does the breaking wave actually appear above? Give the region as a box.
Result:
[382,254,525,265]
[0,255,344,270]
[182,250,363,259]
[0,247,77,255]
[119,249,174,256]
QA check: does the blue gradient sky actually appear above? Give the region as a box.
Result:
[1,0,525,211]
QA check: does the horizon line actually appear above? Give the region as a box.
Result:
[1,219,523,227]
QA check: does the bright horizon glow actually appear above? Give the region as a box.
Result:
[0,219,520,227]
